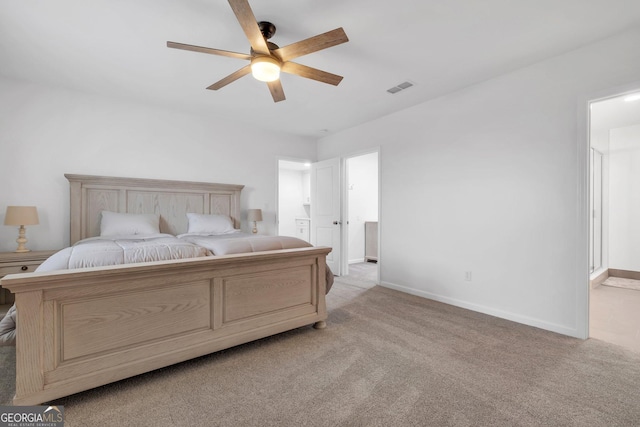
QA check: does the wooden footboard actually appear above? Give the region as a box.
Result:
[1,246,330,405]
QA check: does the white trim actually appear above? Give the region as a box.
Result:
[576,97,590,340]
[377,148,381,286]
[340,156,348,276]
[343,148,381,284]
[380,281,580,337]
[349,258,365,264]
[578,80,640,340]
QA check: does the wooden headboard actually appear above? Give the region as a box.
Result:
[65,174,244,244]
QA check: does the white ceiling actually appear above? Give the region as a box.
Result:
[3,1,640,138]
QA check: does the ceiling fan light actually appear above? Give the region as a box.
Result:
[251,56,280,82]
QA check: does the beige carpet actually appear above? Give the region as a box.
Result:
[602,276,640,291]
[338,261,378,286]
[2,279,640,426]
[0,345,14,405]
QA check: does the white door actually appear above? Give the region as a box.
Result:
[311,158,342,275]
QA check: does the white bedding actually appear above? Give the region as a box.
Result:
[178,232,334,294]
[38,233,210,272]
[177,232,313,255]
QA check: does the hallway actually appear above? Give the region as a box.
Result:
[590,280,640,353]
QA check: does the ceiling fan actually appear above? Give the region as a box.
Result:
[167,0,349,103]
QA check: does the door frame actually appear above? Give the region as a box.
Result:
[277,149,381,281]
[341,148,381,281]
[341,147,382,282]
[578,80,640,340]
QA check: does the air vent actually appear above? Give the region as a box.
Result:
[387,81,414,94]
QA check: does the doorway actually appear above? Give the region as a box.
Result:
[588,91,640,353]
[277,159,311,241]
[344,151,379,280]
[278,151,380,281]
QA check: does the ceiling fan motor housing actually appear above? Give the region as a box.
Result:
[258,21,276,39]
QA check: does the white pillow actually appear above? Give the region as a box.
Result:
[187,213,236,234]
[100,211,160,236]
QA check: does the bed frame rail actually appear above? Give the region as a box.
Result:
[2,246,330,405]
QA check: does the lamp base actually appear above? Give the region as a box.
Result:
[15,225,30,253]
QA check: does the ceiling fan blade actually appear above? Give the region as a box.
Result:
[273,28,348,62]
[267,80,286,102]
[167,41,251,60]
[281,62,343,86]
[227,0,270,55]
[206,65,252,90]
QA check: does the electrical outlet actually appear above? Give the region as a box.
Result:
[465,271,472,282]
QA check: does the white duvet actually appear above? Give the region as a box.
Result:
[177,232,312,255]
[178,232,334,294]
[38,233,210,272]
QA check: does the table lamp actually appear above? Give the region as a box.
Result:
[247,209,263,234]
[4,206,39,252]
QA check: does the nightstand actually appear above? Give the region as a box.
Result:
[0,250,58,317]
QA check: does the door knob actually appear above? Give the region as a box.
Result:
[333,221,342,225]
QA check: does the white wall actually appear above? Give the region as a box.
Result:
[347,152,378,263]
[0,78,316,252]
[608,124,640,271]
[318,27,640,338]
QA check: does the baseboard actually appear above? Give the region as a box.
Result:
[349,258,365,265]
[608,269,640,281]
[590,270,608,289]
[379,281,580,338]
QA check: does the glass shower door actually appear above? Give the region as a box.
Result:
[590,148,603,273]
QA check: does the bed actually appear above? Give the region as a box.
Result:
[1,174,331,405]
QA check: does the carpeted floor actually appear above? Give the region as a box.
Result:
[2,275,640,426]
[0,345,14,405]
[338,261,378,287]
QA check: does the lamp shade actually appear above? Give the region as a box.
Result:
[247,209,263,222]
[250,56,280,82]
[4,206,39,226]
